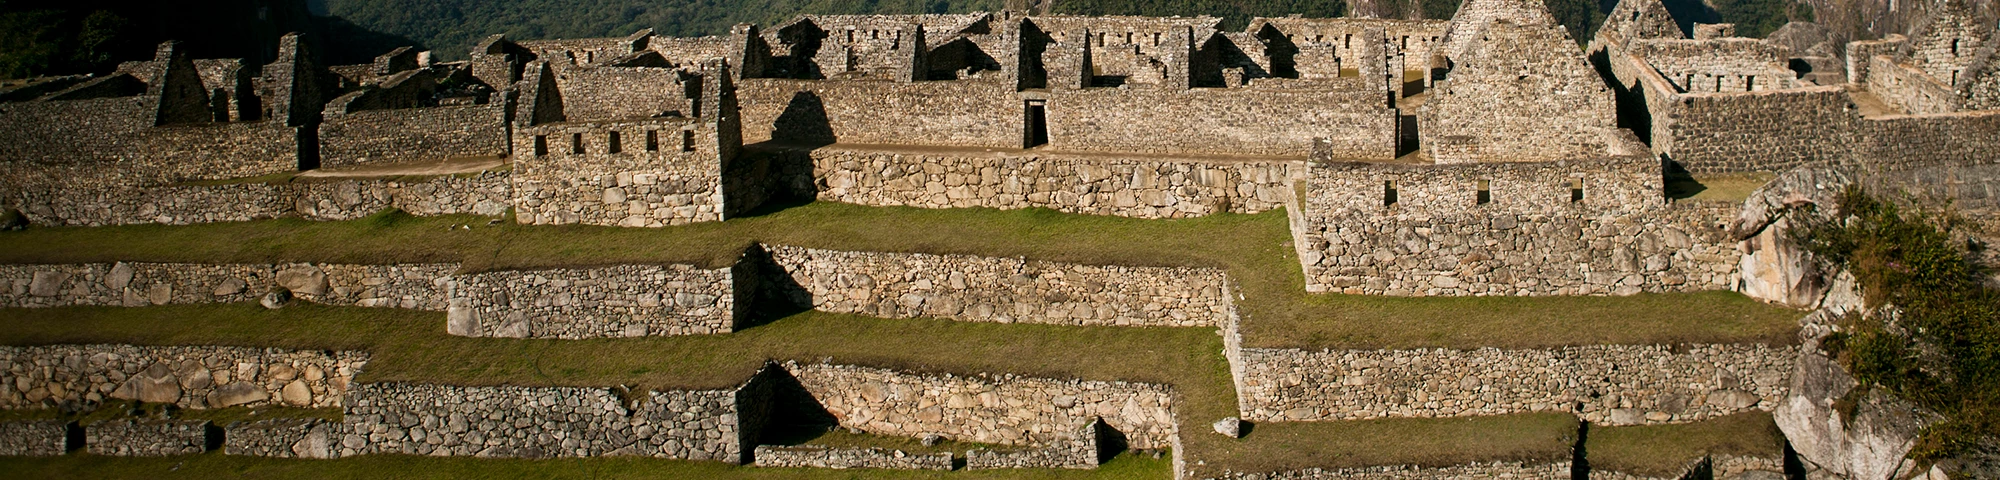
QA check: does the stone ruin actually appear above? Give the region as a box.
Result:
[6,0,2000,478]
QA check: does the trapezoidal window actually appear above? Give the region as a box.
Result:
[681,130,696,152]
[533,135,547,156]
[645,130,659,151]
[571,133,585,154]
[607,131,622,154]
[1568,178,1584,203]
[1476,180,1491,205]
[1383,180,1399,207]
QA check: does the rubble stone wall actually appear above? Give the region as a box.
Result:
[737,78,1021,147]
[1292,158,1740,295]
[0,420,69,456]
[11,172,509,227]
[1204,461,1573,479]
[1045,85,1395,158]
[0,345,367,410]
[1235,344,1794,425]
[784,362,1177,450]
[445,264,737,338]
[339,382,750,462]
[318,104,509,168]
[85,419,210,457]
[752,445,955,469]
[223,418,334,458]
[511,118,729,227]
[806,147,1299,218]
[764,245,1232,327]
[0,97,300,187]
[1868,55,1961,114]
[0,262,454,310]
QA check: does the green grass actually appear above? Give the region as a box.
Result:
[1200,413,1580,473]
[0,450,1169,479]
[0,202,1804,350]
[1585,412,1784,477]
[1667,173,1777,204]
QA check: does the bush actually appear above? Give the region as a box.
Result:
[1789,186,2000,459]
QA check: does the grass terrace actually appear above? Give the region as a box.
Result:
[0,202,1804,350]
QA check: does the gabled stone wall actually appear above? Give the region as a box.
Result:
[1422,20,1617,163]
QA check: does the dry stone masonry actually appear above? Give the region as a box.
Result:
[0,262,454,310]
[224,418,338,458]
[0,420,69,456]
[338,381,758,462]
[752,445,955,469]
[445,264,743,338]
[784,362,1177,451]
[807,147,1298,218]
[0,345,366,410]
[84,419,212,457]
[766,245,1232,327]
[1235,344,1794,425]
[1206,461,1572,480]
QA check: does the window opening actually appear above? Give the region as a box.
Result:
[646,130,659,151]
[533,135,547,156]
[1384,180,1399,206]
[1569,179,1584,202]
[682,130,696,152]
[571,133,584,154]
[607,131,622,154]
[1476,180,1491,205]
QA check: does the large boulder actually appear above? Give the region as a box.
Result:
[1775,324,1940,479]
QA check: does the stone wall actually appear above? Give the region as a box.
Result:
[752,445,955,469]
[0,345,367,410]
[444,263,739,338]
[1234,344,1793,425]
[1291,162,1740,296]
[964,419,1100,469]
[805,146,1298,218]
[764,245,1232,328]
[1853,108,2000,169]
[1422,19,1617,163]
[11,172,509,227]
[555,66,697,122]
[1206,461,1572,479]
[0,420,69,456]
[290,172,512,221]
[84,419,211,456]
[1601,38,1853,174]
[737,78,1020,147]
[318,104,509,168]
[511,117,733,227]
[1868,55,1961,114]
[0,97,301,188]
[1045,85,1396,159]
[0,262,453,310]
[339,381,752,462]
[224,418,336,458]
[1625,38,1797,93]
[784,362,1177,450]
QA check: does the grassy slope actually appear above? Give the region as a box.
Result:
[0,203,1803,350]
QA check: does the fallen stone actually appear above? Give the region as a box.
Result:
[1212,417,1241,438]
[261,288,293,309]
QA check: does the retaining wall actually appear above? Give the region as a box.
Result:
[445,264,741,338]
[339,381,761,462]
[784,362,1176,450]
[765,245,1232,327]
[807,147,1299,218]
[0,420,68,456]
[1205,461,1572,479]
[224,418,337,458]
[84,419,211,456]
[0,345,367,410]
[1235,344,1794,425]
[752,445,955,469]
[0,262,454,310]
[10,172,511,227]
[318,104,510,168]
